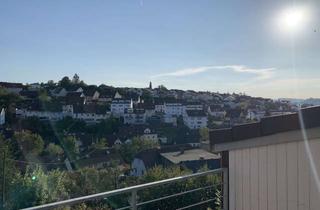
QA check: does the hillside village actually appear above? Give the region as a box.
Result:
[0,74,309,209]
[0,74,297,173]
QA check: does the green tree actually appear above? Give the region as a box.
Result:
[38,89,50,102]
[0,135,19,208]
[14,131,44,155]
[20,117,56,141]
[55,117,86,133]
[138,166,220,210]
[158,85,167,91]
[119,136,159,163]
[58,76,71,89]
[93,138,107,149]
[47,80,55,87]
[62,136,79,159]
[46,143,64,157]
[7,166,69,209]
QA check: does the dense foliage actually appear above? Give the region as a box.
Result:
[119,136,159,163]
[1,163,220,210]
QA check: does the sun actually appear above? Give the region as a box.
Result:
[277,6,310,33]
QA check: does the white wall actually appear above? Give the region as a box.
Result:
[131,158,146,176]
[229,138,320,210]
[0,108,5,125]
[183,116,207,129]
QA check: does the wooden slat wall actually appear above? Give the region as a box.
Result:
[228,138,320,210]
[259,146,268,210]
[298,141,310,210]
[229,151,236,210]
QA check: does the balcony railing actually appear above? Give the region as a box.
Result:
[22,168,228,210]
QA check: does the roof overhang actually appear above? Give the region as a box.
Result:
[212,126,320,152]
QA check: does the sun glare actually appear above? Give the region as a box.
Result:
[277,6,310,33]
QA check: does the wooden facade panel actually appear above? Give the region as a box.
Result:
[276,144,287,210]
[250,148,259,210]
[235,149,243,210]
[267,145,277,210]
[309,140,320,210]
[287,142,298,210]
[229,150,236,210]
[298,141,310,210]
[242,148,251,210]
[228,138,320,210]
[259,146,268,210]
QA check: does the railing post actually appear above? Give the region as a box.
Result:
[222,168,229,210]
[131,190,137,210]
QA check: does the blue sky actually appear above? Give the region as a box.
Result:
[0,0,319,98]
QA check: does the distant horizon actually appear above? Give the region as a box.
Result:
[2,77,320,101]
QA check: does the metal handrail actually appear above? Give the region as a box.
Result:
[22,168,227,210]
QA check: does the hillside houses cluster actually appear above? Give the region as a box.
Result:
[0,80,296,129]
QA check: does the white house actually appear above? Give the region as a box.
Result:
[113,138,123,146]
[164,101,184,116]
[246,109,266,121]
[72,112,110,124]
[155,103,165,113]
[184,103,203,111]
[97,94,113,104]
[208,104,226,118]
[125,139,132,144]
[114,91,122,99]
[183,110,208,129]
[124,108,146,125]
[111,99,133,117]
[62,105,74,116]
[135,102,156,119]
[163,114,177,126]
[158,136,168,144]
[71,105,110,123]
[84,90,100,103]
[141,128,158,143]
[75,87,84,93]
[15,109,64,121]
[16,104,110,124]
[0,108,5,125]
[51,88,68,97]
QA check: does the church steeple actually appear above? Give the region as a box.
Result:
[149,81,152,89]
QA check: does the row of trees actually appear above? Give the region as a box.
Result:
[1,163,220,209]
[1,133,221,209]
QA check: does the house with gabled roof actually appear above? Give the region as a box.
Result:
[111,99,133,117]
[51,87,68,97]
[208,104,226,118]
[164,99,184,116]
[0,82,23,94]
[183,110,208,129]
[65,92,86,105]
[83,89,100,103]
